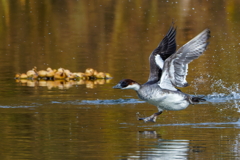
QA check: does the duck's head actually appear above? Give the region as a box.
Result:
[46,67,53,72]
[113,79,140,91]
[85,68,95,76]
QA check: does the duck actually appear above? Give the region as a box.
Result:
[105,73,112,79]
[20,73,28,79]
[85,68,95,79]
[113,24,210,122]
[64,69,72,77]
[95,72,106,79]
[26,66,38,79]
[46,67,55,79]
[54,68,67,79]
[15,73,21,79]
[37,70,47,78]
[64,69,76,80]
[73,72,87,79]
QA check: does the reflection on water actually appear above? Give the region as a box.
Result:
[0,0,240,159]
[15,79,112,89]
[127,131,189,160]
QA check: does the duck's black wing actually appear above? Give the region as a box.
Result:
[159,29,210,91]
[147,24,177,83]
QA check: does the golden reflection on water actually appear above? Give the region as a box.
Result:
[0,0,240,160]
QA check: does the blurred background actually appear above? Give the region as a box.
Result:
[0,0,240,159]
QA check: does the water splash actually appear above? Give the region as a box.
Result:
[205,92,240,103]
[205,79,240,112]
[210,79,239,94]
[208,79,240,100]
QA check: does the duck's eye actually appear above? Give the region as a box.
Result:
[121,81,129,88]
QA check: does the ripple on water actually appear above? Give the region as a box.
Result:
[52,98,145,105]
[0,105,35,108]
[150,120,240,128]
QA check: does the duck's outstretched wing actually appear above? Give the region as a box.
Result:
[159,29,210,91]
[147,25,177,83]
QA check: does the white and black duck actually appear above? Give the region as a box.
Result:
[113,24,210,122]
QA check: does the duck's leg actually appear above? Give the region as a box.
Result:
[138,111,162,122]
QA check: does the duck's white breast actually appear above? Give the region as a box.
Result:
[138,87,190,111]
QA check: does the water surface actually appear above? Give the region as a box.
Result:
[0,0,240,159]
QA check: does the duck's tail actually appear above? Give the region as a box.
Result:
[190,96,206,104]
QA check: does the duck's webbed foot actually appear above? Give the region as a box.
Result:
[138,111,162,122]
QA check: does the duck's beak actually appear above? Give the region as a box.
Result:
[113,83,122,89]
